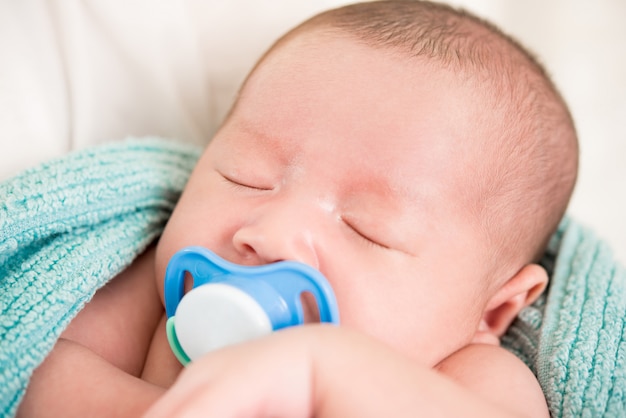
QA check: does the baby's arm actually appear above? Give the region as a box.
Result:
[17,248,169,417]
[16,337,165,417]
[146,325,547,418]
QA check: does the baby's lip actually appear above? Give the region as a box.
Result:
[301,291,321,324]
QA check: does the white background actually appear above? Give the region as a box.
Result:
[1,1,624,263]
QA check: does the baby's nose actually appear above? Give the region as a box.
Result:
[231,202,320,268]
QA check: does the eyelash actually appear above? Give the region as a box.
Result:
[342,218,389,250]
[220,173,271,191]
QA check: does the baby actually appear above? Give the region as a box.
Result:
[17,1,578,417]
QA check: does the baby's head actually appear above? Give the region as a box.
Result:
[157,1,578,365]
[252,0,578,285]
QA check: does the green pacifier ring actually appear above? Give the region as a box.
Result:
[166,316,191,366]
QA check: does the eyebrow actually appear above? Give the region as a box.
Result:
[228,118,300,166]
[340,164,419,230]
[344,172,402,203]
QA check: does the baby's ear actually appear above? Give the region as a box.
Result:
[476,264,548,342]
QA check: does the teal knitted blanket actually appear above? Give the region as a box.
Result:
[502,218,626,417]
[0,138,201,417]
[1,138,625,417]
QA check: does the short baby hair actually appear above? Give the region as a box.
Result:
[239,0,579,281]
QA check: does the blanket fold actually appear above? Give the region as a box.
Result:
[0,138,201,416]
[1,138,626,417]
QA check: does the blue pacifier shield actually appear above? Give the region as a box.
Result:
[164,246,340,365]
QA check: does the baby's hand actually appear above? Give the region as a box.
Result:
[144,325,528,418]
[143,325,321,418]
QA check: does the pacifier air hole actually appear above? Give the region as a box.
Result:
[183,271,194,293]
[300,291,321,323]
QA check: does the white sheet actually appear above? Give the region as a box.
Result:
[0,0,350,178]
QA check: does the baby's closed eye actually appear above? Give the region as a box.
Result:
[218,170,274,191]
[341,216,390,250]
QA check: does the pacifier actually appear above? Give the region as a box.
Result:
[164,246,340,365]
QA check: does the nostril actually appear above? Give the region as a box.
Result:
[238,243,255,255]
[233,239,260,264]
[232,228,258,256]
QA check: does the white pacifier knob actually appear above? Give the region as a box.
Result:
[173,283,272,360]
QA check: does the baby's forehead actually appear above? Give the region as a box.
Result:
[262,29,515,122]
[233,28,522,206]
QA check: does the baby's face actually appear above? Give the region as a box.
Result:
[157,33,493,365]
